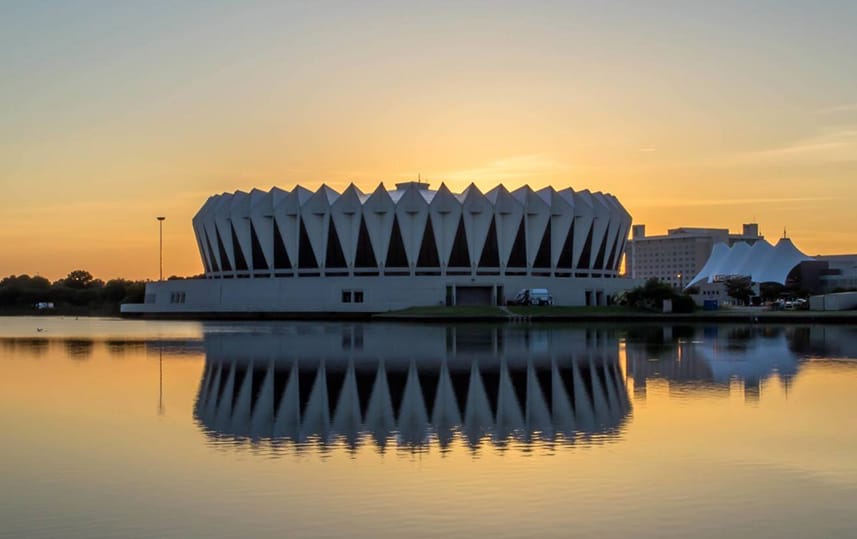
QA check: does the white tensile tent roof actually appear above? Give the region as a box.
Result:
[687,238,814,287]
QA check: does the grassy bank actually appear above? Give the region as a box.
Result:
[0,304,124,317]
[374,305,857,323]
[373,305,508,320]
[506,305,630,316]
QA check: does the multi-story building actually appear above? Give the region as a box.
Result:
[626,223,763,287]
[815,255,857,292]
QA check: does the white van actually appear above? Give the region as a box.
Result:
[509,288,553,306]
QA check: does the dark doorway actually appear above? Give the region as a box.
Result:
[455,286,493,306]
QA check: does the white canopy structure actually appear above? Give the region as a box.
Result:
[687,237,814,287]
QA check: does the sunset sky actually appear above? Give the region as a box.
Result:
[2,1,856,281]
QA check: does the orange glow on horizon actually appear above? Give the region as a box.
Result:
[2,3,855,280]
[2,169,853,282]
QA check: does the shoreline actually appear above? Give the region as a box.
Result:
[5,306,856,324]
[83,307,857,324]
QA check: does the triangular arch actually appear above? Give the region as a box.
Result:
[385,215,408,268]
[478,216,500,268]
[250,221,269,271]
[593,223,611,269]
[604,227,621,270]
[326,219,347,269]
[417,217,440,268]
[448,215,471,268]
[577,223,594,269]
[533,221,551,268]
[354,217,378,268]
[273,219,291,270]
[204,229,220,273]
[216,227,233,272]
[231,223,249,271]
[556,220,574,269]
[506,216,526,268]
[196,228,211,273]
[298,218,319,269]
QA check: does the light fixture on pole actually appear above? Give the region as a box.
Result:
[158,348,165,416]
[157,216,166,281]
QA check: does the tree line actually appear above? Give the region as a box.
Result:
[0,270,147,315]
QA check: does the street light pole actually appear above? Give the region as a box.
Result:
[157,216,166,281]
[158,348,165,416]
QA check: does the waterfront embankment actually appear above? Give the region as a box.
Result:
[373,305,857,324]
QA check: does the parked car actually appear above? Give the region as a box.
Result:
[508,288,553,306]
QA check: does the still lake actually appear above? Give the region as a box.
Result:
[1,317,856,539]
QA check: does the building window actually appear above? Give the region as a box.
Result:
[341,290,364,303]
[170,292,186,304]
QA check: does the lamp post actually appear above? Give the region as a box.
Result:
[158,348,165,416]
[157,216,166,281]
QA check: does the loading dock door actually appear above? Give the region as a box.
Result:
[455,286,493,306]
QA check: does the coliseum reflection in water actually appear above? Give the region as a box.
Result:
[194,325,631,450]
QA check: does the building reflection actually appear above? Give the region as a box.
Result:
[623,325,854,400]
[194,325,631,451]
[789,325,857,359]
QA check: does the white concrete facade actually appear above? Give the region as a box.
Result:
[809,292,857,311]
[123,273,636,315]
[124,181,636,315]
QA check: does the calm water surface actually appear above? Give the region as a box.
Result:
[2,317,856,539]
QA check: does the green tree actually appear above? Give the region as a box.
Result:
[61,270,99,289]
[103,279,145,304]
[0,270,149,313]
[759,282,784,302]
[725,276,754,305]
[621,278,695,313]
[0,274,52,306]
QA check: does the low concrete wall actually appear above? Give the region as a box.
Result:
[121,275,641,315]
[809,292,857,311]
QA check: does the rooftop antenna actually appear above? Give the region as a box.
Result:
[783,226,787,239]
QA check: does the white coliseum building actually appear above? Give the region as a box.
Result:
[122,181,633,316]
